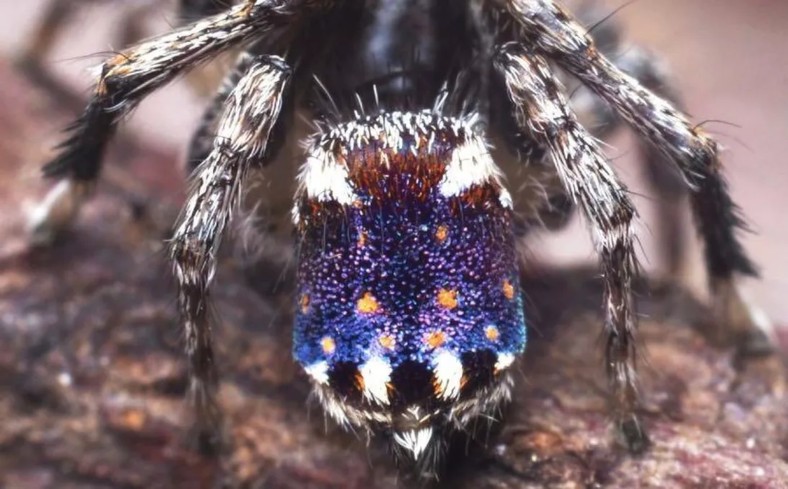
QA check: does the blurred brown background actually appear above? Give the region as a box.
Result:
[0,0,786,326]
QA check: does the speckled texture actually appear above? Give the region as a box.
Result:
[294,112,525,388]
[1,59,787,488]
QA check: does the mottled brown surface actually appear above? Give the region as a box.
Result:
[1,58,787,489]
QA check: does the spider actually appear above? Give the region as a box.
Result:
[28,0,771,476]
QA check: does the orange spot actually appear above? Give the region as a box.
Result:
[121,409,146,430]
[425,330,446,349]
[357,231,368,247]
[352,199,364,209]
[437,288,458,310]
[378,334,396,350]
[485,325,500,342]
[357,292,380,314]
[355,372,365,391]
[435,225,449,243]
[502,279,515,300]
[321,336,336,355]
[300,294,310,314]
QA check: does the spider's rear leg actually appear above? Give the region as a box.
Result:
[499,0,773,355]
[569,3,689,277]
[571,47,690,279]
[494,43,647,452]
[28,0,323,245]
[170,55,290,450]
[616,48,689,279]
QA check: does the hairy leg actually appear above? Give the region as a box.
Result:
[29,0,327,243]
[184,50,296,296]
[615,47,688,278]
[570,12,690,277]
[169,55,290,448]
[495,42,646,451]
[185,52,257,170]
[498,0,770,353]
[498,4,683,246]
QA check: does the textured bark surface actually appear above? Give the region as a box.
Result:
[1,59,787,489]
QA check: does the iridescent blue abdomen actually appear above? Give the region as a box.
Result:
[291,111,525,460]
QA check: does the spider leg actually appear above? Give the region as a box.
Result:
[169,55,290,449]
[494,43,647,452]
[497,0,771,354]
[571,43,690,276]
[186,52,258,170]
[28,0,326,244]
[615,48,688,278]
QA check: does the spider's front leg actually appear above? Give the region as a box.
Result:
[28,0,325,244]
[498,0,771,354]
[170,55,290,449]
[494,43,646,452]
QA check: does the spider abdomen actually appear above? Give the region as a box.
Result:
[292,110,526,461]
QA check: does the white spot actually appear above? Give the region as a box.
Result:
[432,350,464,400]
[499,187,514,209]
[495,352,516,372]
[27,180,85,245]
[296,147,356,205]
[438,136,502,198]
[359,356,392,405]
[57,372,73,387]
[304,361,329,385]
[290,203,301,225]
[393,427,434,460]
[739,286,774,336]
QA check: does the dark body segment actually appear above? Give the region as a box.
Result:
[291,0,487,115]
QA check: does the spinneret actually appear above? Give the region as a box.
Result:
[292,111,526,459]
